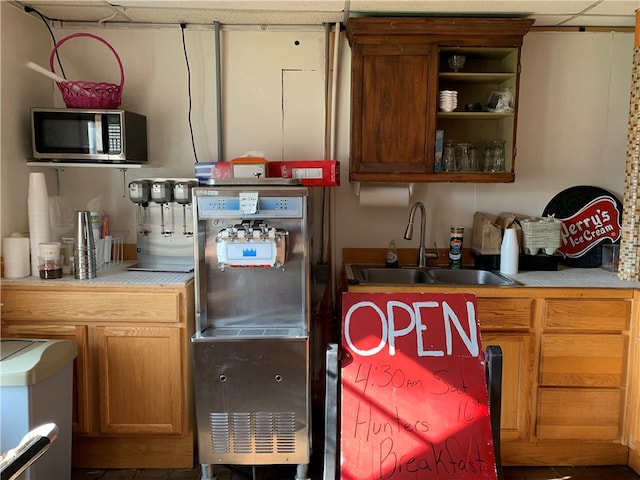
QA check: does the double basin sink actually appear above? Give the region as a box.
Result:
[345,264,521,286]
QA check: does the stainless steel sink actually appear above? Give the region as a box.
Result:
[425,268,520,286]
[345,264,521,286]
[350,266,436,285]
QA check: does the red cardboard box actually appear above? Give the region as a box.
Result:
[195,161,232,184]
[267,160,340,187]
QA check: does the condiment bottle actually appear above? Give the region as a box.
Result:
[386,240,399,268]
[449,227,464,269]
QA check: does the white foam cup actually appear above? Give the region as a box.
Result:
[39,241,61,261]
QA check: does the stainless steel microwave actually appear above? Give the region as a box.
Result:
[31,108,147,163]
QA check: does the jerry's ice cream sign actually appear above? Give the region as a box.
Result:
[543,186,622,267]
[559,196,621,258]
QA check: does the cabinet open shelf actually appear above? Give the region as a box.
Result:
[438,112,514,119]
[439,72,515,83]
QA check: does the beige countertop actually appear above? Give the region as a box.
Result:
[509,265,640,288]
[1,261,193,287]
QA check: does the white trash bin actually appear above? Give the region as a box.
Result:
[1,339,77,480]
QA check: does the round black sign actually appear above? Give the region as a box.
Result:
[542,185,622,268]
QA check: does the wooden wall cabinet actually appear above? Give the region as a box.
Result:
[346,17,533,183]
[1,281,195,469]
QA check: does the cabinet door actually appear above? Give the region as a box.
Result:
[477,298,533,441]
[350,42,437,180]
[96,326,183,435]
[1,323,90,433]
[626,294,640,471]
[481,333,532,442]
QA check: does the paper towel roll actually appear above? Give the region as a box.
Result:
[3,233,31,278]
[28,172,50,276]
[358,184,411,207]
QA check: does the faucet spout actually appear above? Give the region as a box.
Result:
[404,202,427,267]
[404,202,439,267]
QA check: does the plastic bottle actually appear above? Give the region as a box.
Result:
[386,240,399,268]
[500,228,519,275]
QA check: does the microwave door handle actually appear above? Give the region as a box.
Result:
[94,114,104,154]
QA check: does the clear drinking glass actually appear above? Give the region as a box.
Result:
[482,144,493,172]
[491,140,506,172]
[468,143,479,171]
[457,143,472,171]
[443,140,456,172]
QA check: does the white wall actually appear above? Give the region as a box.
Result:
[1,2,634,285]
[1,3,56,240]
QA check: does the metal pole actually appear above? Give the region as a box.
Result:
[214,21,223,163]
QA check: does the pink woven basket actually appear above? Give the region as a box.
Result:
[49,32,124,109]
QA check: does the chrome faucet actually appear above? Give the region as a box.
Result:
[403,201,439,267]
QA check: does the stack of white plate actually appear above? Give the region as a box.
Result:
[439,90,458,112]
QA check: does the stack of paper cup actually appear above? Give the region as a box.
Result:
[28,172,51,276]
[439,90,458,112]
[3,233,30,279]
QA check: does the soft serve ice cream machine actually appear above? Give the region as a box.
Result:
[191,184,311,479]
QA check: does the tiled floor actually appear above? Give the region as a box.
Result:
[71,465,640,480]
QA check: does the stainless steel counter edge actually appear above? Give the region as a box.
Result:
[1,262,194,286]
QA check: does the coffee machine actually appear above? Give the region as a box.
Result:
[127,178,197,272]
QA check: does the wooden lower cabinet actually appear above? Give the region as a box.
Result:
[477,297,534,444]
[0,281,195,469]
[480,332,532,442]
[627,291,640,472]
[511,294,631,466]
[96,326,183,435]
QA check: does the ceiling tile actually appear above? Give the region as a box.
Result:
[348,1,596,16]
[15,0,638,26]
[561,15,636,27]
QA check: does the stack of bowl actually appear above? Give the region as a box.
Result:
[439,90,458,112]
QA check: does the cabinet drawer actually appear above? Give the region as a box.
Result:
[537,388,623,441]
[2,290,181,323]
[477,298,532,330]
[543,299,630,331]
[540,334,627,387]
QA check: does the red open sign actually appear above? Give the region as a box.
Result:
[340,292,497,480]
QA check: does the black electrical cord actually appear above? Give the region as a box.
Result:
[180,23,199,164]
[222,464,251,480]
[23,4,67,79]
